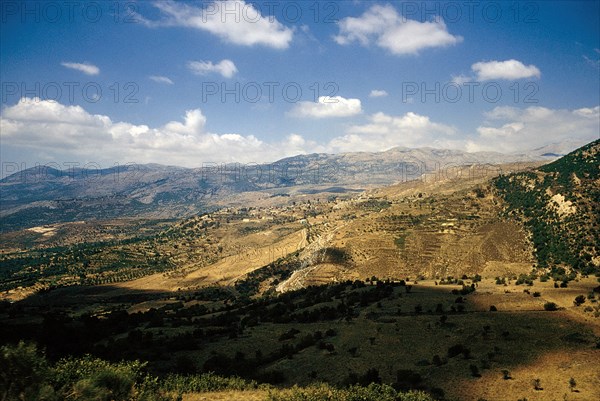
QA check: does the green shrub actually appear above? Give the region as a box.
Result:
[0,341,54,401]
[266,382,434,401]
[161,372,261,393]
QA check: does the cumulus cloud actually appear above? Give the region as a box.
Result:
[331,106,599,155]
[149,75,174,84]
[61,62,100,76]
[0,98,312,166]
[289,96,362,118]
[326,111,458,153]
[144,0,293,49]
[3,99,597,169]
[187,59,238,78]
[369,90,388,98]
[334,4,462,55]
[471,105,599,152]
[450,74,472,85]
[472,59,541,81]
[1,99,460,167]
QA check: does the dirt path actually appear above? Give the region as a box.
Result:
[276,221,349,292]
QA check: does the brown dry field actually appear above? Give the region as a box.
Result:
[168,277,599,401]
[182,390,268,401]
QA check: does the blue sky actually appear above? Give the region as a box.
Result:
[1,0,599,171]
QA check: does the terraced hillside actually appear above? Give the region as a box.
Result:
[1,162,541,301]
[272,164,537,291]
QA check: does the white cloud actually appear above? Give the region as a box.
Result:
[61,62,100,76]
[450,74,472,85]
[472,105,599,153]
[327,111,458,153]
[4,99,597,169]
[472,59,541,81]
[330,106,599,155]
[187,59,238,78]
[334,4,462,55]
[583,53,600,69]
[0,98,311,166]
[369,90,388,98]
[289,96,362,118]
[149,75,174,84]
[145,0,293,49]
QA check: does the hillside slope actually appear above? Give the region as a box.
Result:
[493,139,599,274]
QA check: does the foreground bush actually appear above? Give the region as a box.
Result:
[0,341,53,401]
[1,342,172,401]
[1,342,436,401]
[161,372,267,393]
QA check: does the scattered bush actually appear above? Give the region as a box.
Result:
[574,295,586,306]
[394,369,422,390]
[447,344,469,358]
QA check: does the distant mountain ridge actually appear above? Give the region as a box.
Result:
[1,146,540,231]
[527,139,594,159]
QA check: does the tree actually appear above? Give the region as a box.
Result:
[533,378,542,390]
[569,377,577,392]
[501,369,511,380]
[544,302,558,311]
[574,295,586,306]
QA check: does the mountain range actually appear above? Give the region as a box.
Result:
[0,146,543,231]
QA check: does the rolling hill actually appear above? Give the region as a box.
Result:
[494,139,599,274]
